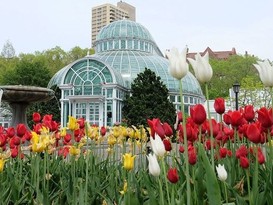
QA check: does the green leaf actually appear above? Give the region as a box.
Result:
[198,143,222,205]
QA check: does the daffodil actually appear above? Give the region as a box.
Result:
[147,153,160,177]
[188,52,213,83]
[216,164,228,182]
[165,47,189,80]
[123,153,136,171]
[150,134,166,157]
[253,59,273,87]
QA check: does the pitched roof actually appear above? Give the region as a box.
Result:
[187,47,237,60]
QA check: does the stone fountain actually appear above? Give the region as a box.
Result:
[0,85,55,129]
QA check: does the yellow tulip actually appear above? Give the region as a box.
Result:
[107,135,117,146]
[119,180,128,195]
[69,146,81,156]
[60,127,67,137]
[123,153,136,171]
[67,116,79,131]
[0,158,6,172]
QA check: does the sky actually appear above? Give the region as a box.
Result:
[1,0,273,60]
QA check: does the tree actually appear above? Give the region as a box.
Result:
[1,40,16,59]
[1,57,60,126]
[201,54,259,99]
[122,68,176,126]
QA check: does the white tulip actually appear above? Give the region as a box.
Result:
[165,47,189,80]
[253,59,273,87]
[147,153,161,177]
[188,52,213,83]
[216,164,227,182]
[150,134,166,157]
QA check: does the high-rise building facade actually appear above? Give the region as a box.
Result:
[91,1,135,46]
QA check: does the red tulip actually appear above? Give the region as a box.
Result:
[33,123,43,134]
[100,126,107,136]
[64,134,72,143]
[223,111,232,125]
[167,168,179,183]
[16,124,27,137]
[23,131,32,141]
[58,147,70,158]
[74,129,80,137]
[236,145,248,158]
[32,112,41,123]
[257,107,273,129]
[50,121,59,132]
[239,156,249,168]
[42,114,53,123]
[219,147,228,158]
[204,119,220,137]
[163,138,172,151]
[77,118,85,129]
[147,118,165,139]
[243,105,255,122]
[179,145,184,153]
[163,123,173,137]
[188,145,197,165]
[256,150,265,164]
[230,111,244,127]
[190,104,207,125]
[0,135,7,147]
[185,123,198,142]
[214,98,225,114]
[6,127,15,138]
[246,123,261,143]
[11,147,18,158]
[10,136,21,147]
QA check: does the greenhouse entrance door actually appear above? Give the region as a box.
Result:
[74,101,103,126]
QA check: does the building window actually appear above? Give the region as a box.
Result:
[114,40,119,49]
[134,40,138,49]
[121,40,126,49]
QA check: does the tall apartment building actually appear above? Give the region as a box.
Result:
[91,1,136,46]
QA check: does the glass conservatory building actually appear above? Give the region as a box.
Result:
[48,20,204,127]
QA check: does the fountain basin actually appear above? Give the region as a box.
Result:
[0,85,55,129]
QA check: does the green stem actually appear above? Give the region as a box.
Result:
[205,83,215,169]
[179,80,191,205]
[246,170,252,205]
[161,159,171,205]
[158,177,165,205]
[224,182,228,204]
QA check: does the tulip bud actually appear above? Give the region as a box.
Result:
[188,52,213,83]
[16,124,27,137]
[165,47,189,80]
[147,153,160,177]
[253,59,273,87]
[123,153,136,171]
[32,112,41,123]
[0,158,6,172]
[150,134,166,157]
[214,98,225,114]
[100,126,107,136]
[167,168,179,183]
[216,164,227,181]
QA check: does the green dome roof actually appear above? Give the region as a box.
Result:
[96,19,155,43]
[48,19,204,100]
[94,19,163,56]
